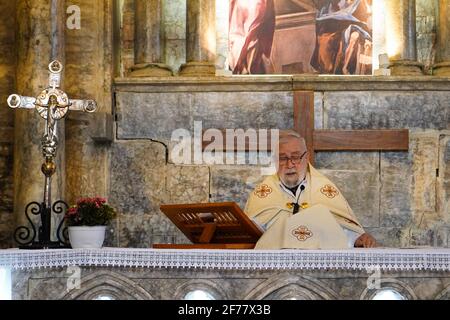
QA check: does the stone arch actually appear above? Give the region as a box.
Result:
[244,274,339,300]
[172,279,229,300]
[359,278,417,300]
[435,284,450,300]
[62,271,154,300]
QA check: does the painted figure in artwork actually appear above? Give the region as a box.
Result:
[310,0,373,74]
[228,0,276,74]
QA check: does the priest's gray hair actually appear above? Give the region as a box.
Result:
[278,130,306,146]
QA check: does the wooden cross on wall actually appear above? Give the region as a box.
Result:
[202,91,409,164]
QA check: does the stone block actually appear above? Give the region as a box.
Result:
[166,165,210,204]
[314,92,323,129]
[118,91,294,144]
[319,169,379,228]
[118,213,160,248]
[210,166,267,210]
[323,91,449,130]
[411,132,439,213]
[192,91,293,130]
[116,92,193,142]
[364,227,407,248]
[118,213,188,248]
[437,134,450,220]
[315,152,379,171]
[380,152,413,228]
[315,152,380,227]
[109,141,167,215]
[407,225,450,248]
[90,113,114,143]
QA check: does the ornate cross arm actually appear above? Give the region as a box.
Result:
[6,60,98,160]
[69,99,97,113]
[7,94,36,109]
[7,61,97,117]
[7,95,97,114]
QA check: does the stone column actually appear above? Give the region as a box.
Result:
[0,0,17,247]
[434,0,450,75]
[64,0,117,247]
[386,0,423,75]
[179,0,216,76]
[129,0,173,77]
[65,0,113,205]
[14,0,65,236]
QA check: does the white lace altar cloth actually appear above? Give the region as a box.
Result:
[0,248,449,271]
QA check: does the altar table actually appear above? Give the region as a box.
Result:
[1,248,449,300]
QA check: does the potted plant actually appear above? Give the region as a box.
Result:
[65,197,117,249]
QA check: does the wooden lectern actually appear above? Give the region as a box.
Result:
[154,202,263,249]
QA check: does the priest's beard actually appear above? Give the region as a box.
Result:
[279,172,302,188]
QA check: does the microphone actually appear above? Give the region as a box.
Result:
[292,185,305,215]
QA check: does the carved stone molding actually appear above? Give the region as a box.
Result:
[359,278,418,300]
[435,284,450,300]
[62,271,154,300]
[244,274,339,300]
[172,279,229,300]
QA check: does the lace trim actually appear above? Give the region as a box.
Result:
[0,248,449,271]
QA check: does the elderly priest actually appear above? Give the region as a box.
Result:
[245,130,377,249]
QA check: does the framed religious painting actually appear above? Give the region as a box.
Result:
[228,0,373,75]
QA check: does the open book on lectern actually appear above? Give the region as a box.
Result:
[155,202,263,249]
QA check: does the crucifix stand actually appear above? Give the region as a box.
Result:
[7,60,97,249]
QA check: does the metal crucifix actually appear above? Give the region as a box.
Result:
[7,60,97,249]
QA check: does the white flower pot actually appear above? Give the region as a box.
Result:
[68,226,106,249]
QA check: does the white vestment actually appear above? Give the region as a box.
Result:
[245,164,365,249]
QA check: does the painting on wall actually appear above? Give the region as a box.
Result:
[228,0,373,75]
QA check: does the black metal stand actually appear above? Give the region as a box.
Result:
[14,200,70,249]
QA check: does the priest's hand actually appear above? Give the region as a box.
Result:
[354,233,377,248]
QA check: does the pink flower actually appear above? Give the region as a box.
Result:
[77,198,88,205]
[67,207,77,216]
[94,197,107,204]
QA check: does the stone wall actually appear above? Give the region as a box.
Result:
[0,0,16,248]
[113,78,450,248]
[0,1,448,250]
